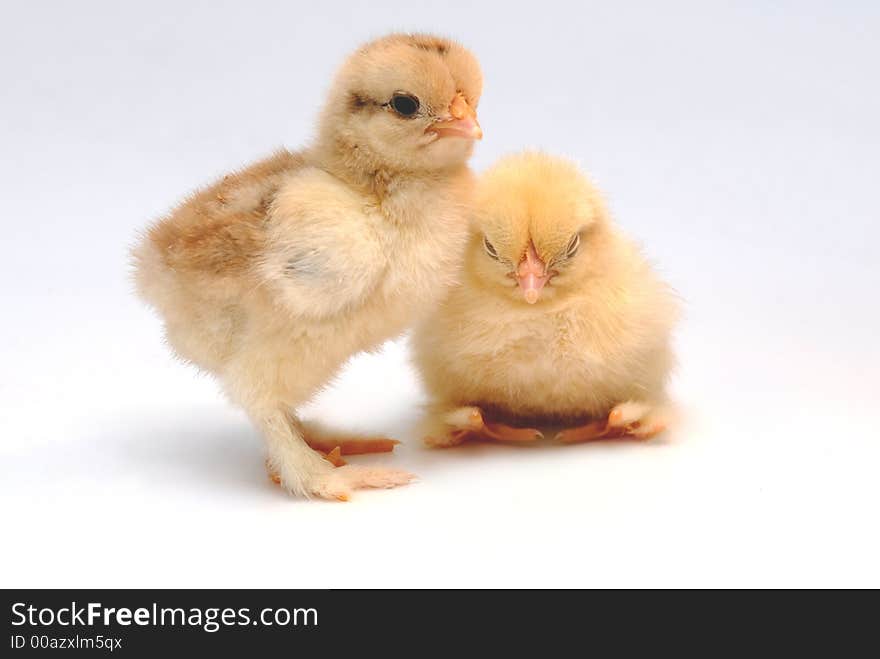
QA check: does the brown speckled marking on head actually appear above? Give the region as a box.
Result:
[347,91,377,114]
[410,36,449,55]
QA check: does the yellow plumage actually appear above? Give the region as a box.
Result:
[413,152,680,446]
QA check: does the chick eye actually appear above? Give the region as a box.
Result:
[564,233,581,258]
[389,93,420,117]
[483,236,500,260]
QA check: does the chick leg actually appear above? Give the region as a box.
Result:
[423,405,543,448]
[257,407,414,501]
[267,445,345,484]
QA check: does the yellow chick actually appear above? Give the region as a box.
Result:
[133,34,483,500]
[412,152,680,447]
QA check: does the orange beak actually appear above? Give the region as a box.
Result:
[516,241,550,304]
[427,93,482,140]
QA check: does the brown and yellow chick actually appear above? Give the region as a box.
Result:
[133,34,483,500]
[412,152,680,447]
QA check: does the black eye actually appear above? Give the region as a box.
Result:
[564,233,580,258]
[483,236,500,260]
[390,93,420,117]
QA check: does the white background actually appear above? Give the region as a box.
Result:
[1,1,878,588]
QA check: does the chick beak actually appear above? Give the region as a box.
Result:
[516,241,549,304]
[427,93,482,140]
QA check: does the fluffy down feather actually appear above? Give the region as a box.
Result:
[134,33,483,499]
[413,152,680,446]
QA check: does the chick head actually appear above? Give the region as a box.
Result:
[318,33,483,173]
[469,152,611,306]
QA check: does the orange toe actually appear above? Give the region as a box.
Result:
[307,437,400,456]
[608,409,625,426]
[321,446,347,467]
[632,423,666,440]
[556,420,608,444]
[481,422,543,442]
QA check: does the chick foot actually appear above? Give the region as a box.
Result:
[307,465,417,501]
[267,444,345,485]
[606,401,669,439]
[268,427,400,486]
[267,460,415,500]
[556,401,669,443]
[425,406,543,447]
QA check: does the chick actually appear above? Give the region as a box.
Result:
[133,34,483,500]
[412,152,680,447]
